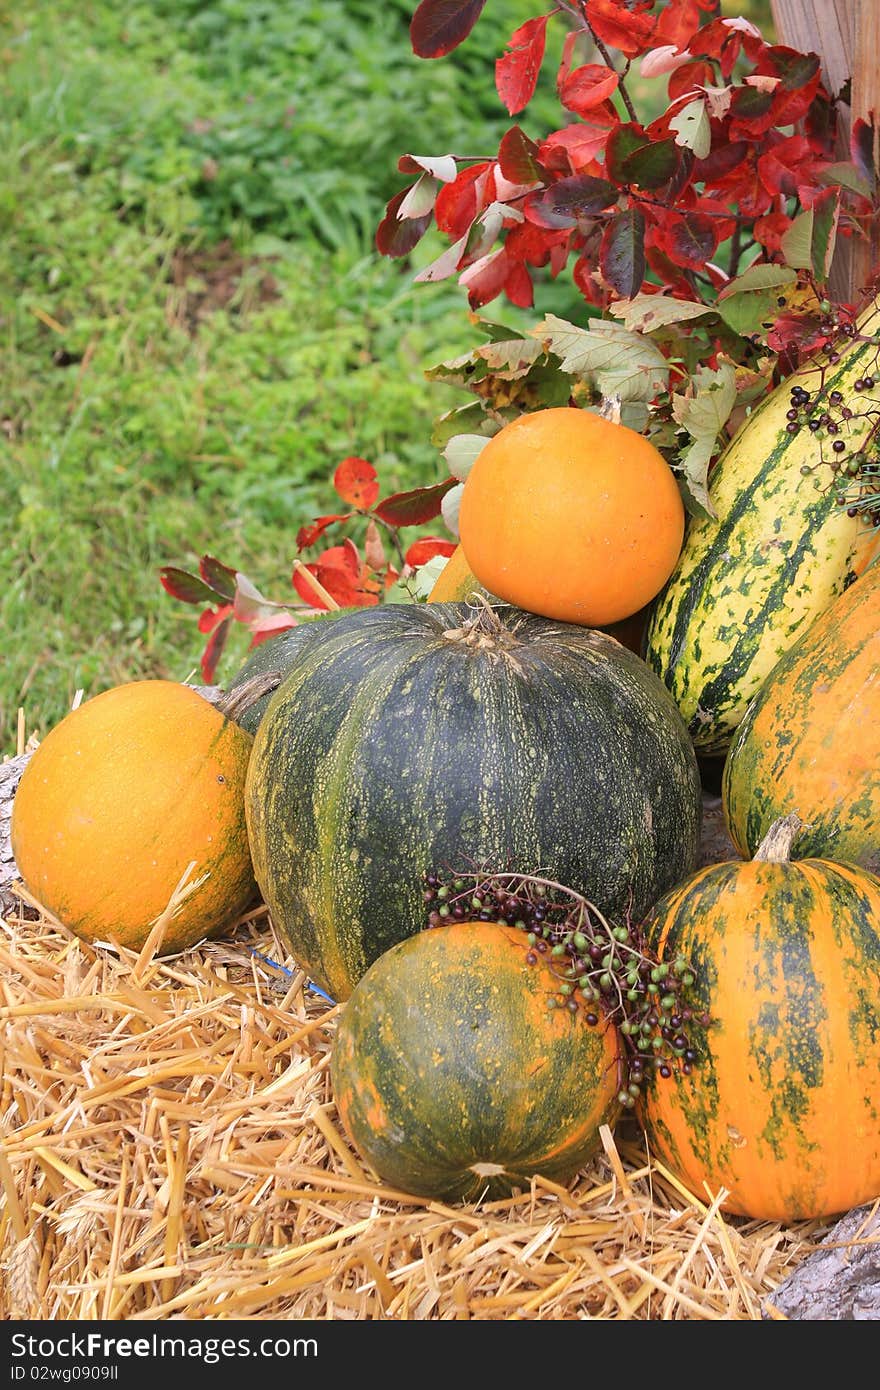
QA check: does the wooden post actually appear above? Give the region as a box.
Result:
[770,0,880,306]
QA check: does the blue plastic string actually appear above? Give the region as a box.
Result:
[247,946,336,1005]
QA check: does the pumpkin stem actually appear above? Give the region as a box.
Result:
[441,598,525,659]
[598,394,622,425]
[753,812,812,864]
[216,671,282,722]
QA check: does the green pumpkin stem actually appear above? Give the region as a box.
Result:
[216,671,282,723]
[753,812,812,864]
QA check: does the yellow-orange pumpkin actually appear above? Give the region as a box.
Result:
[458,406,685,626]
[11,680,257,953]
[426,543,490,603]
[639,815,880,1223]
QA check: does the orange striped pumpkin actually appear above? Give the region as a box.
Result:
[639,815,880,1223]
[723,562,880,873]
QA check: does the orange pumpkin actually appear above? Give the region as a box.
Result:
[458,406,685,626]
[639,815,880,1223]
[11,680,257,953]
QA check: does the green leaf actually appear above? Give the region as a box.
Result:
[442,433,491,481]
[424,337,544,387]
[609,293,716,333]
[716,263,796,337]
[606,126,679,189]
[411,552,451,598]
[668,99,711,159]
[817,161,874,199]
[430,402,499,448]
[531,314,669,402]
[717,263,797,297]
[780,190,840,281]
[670,362,737,521]
[441,480,464,537]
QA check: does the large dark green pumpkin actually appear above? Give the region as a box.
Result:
[244,602,703,1001]
[225,609,356,734]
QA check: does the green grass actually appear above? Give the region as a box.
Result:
[0,0,776,753]
[0,0,578,752]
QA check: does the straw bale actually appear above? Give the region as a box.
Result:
[2,730,876,1321]
[0,880,862,1323]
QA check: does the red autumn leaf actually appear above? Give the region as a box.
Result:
[538,118,617,173]
[600,207,646,298]
[375,186,434,259]
[753,210,794,254]
[158,567,222,605]
[525,174,618,229]
[559,63,619,116]
[198,554,237,601]
[584,0,656,59]
[246,613,301,648]
[667,59,715,103]
[373,478,458,527]
[334,456,380,509]
[502,259,534,308]
[197,602,233,635]
[763,45,820,92]
[757,135,814,197]
[405,537,458,567]
[458,246,516,308]
[764,75,822,134]
[654,0,706,50]
[505,218,568,268]
[696,139,751,187]
[498,125,546,185]
[851,117,877,190]
[435,163,494,238]
[655,210,719,270]
[495,13,550,116]
[410,0,488,59]
[292,541,378,610]
[296,513,353,550]
[644,242,701,301]
[200,615,232,684]
[692,16,764,78]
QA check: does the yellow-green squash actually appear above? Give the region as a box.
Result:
[645,296,880,756]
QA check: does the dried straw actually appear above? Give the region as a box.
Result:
[0,881,838,1322]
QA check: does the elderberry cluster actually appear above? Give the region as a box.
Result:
[422,867,709,1108]
[783,328,880,529]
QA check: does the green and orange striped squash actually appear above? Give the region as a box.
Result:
[244,602,703,1002]
[639,815,880,1223]
[331,920,623,1201]
[11,680,257,954]
[723,561,880,873]
[645,294,880,757]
